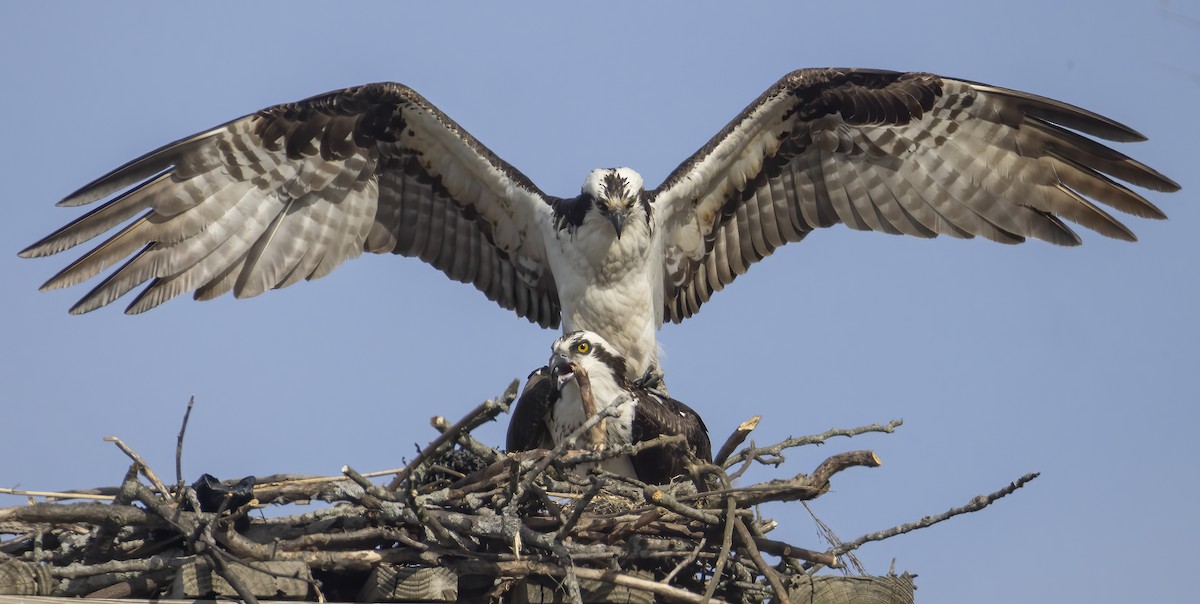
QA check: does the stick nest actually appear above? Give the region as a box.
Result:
[0,382,1035,603]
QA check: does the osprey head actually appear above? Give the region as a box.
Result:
[582,168,645,239]
[549,330,627,391]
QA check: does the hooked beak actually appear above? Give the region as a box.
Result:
[608,212,625,239]
[550,353,576,390]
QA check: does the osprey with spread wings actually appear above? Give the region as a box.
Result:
[21,68,1179,382]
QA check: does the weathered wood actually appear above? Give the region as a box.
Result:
[788,574,916,604]
[0,403,1032,603]
[7,572,918,604]
[84,572,170,599]
[513,572,656,604]
[357,565,458,602]
[713,415,761,467]
[0,598,276,604]
[165,560,310,600]
[0,560,42,596]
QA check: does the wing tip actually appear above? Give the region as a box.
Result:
[1149,173,1183,194]
[67,299,94,316]
[56,188,103,208]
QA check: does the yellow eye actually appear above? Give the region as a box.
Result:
[576,341,590,354]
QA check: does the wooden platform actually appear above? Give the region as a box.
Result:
[0,572,915,603]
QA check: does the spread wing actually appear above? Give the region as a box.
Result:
[652,68,1181,323]
[630,393,712,484]
[20,83,562,327]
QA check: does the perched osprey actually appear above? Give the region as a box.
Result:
[20,68,1178,383]
[506,331,712,484]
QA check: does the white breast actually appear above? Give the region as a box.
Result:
[542,213,663,378]
[548,380,640,479]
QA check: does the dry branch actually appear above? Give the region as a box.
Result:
[714,416,761,467]
[0,386,1027,602]
[384,380,517,490]
[723,419,903,468]
[829,472,1041,557]
[174,395,195,491]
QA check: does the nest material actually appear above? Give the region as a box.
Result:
[0,383,1033,603]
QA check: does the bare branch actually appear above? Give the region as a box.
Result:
[385,379,518,490]
[713,415,760,467]
[103,436,171,497]
[0,392,1000,604]
[830,471,1040,556]
[175,396,195,491]
[733,517,791,604]
[723,419,902,468]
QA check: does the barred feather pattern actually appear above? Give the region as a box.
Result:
[657,69,1178,323]
[20,83,561,326]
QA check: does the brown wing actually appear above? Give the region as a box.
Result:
[652,68,1180,323]
[506,366,557,453]
[20,83,562,327]
[630,392,712,484]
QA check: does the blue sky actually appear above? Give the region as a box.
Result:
[2,2,1196,602]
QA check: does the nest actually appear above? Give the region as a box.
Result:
[0,383,1035,603]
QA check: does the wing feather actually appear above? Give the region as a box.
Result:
[21,83,562,326]
[655,68,1178,322]
[506,368,557,453]
[629,393,712,484]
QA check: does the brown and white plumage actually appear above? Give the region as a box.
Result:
[650,69,1179,322]
[20,69,1179,380]
[22,84,561,325]
[506,331,712,484]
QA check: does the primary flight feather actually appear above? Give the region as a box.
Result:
[20,68,1179,382]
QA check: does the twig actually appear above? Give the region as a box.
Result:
[103,436,171,497]
[341,465,398,504]
[427,463,466,481]
[601,471,720,525]
[402,478,461,549]
[385,380,518,490]
[663,536,705,584]
[0,502,171,527]
[555,477,605,541]
[723,419,902,468]
[553,546,584,604]
[704,494,736,602]
[559,433,687,467]
[447,559,728,604]
[733,517,791,604]
[0,488,115,502]
[51,555,194,580]
[175,396,195,491]
[750,533,838,568]
[809,450,882,488]
[84,572,172,599]
[713,416,760,467]
[503,395,630,510]
[678,450,881,508]
[829,471,1040,557]
[430,415,503,464]
[800,502,859,574]
[84,463,140,563]
[128,483,197,538]
[0,387,1013,604]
